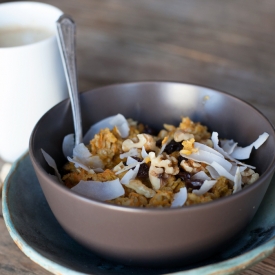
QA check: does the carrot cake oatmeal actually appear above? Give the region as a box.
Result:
[42,114,269,208]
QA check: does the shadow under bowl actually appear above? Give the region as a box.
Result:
[29,82,275,267]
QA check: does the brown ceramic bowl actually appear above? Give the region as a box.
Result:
[29,82,275,267]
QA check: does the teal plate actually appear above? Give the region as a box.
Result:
[2,154,275,275]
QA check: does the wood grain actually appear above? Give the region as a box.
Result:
[1,0,275,274]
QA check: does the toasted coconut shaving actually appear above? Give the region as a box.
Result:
[121,163,140,185]
[62,133,75,157]
[109,113,129,138]
[41,149,62,183]
[192,180,217,196]
[230,132,269,160]
[171,187,187,207]
[71,178,125,201]
[42,114,268,208]
[191,171,211,181]
[82,114,130,144]
[120,148,139,159]
[181,144,232,172]
[233,167,242,193]
[211,132,256,169]
[68,143,104,172]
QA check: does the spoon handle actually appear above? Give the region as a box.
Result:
[56,14,82,146]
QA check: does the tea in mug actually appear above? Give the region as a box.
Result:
[0,26,53,47]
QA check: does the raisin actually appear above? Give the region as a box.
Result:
[177,170,203,190]
[137,163,149,178]
[164,140,183,154]
[130,156,149,178]
[156,139,162,148]
[142,124,158,136]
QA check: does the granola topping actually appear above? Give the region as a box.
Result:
[42,114,269,208]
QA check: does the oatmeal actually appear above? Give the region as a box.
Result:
[56,114,269,208]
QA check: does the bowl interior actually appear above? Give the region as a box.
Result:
[31,82,275,179]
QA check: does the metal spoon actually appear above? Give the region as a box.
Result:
[56,14,82,146]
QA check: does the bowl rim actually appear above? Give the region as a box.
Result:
[29,81,275,213]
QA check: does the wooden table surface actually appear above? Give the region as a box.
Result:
[1,0,275,274]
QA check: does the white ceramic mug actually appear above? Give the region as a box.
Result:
[0,2,68,162]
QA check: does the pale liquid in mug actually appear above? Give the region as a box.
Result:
[0,26,53,47]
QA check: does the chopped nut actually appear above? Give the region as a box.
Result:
[122,134,156,152]
[247,173,259,184]
[242,170,259,184]
[180,160,193,173]
[180,159,206,174]
[158,129,168,139]
[149,165,164,190]
[149,152,179,175]
[241,168,255,177]
[174,129,194,142]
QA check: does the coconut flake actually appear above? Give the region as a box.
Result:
[121,163,140,185]
[41,149,62,183]
[126,156,139,166]
[181,148,232,171]
[209,161,235,182]
[62,133,75,157]
[206,166,220,179]
[230,164,247,175]
[230,132,269,160]
[83,114,130,143]
[73,143,91,160]
[211,132,256,169]
[171,187,187,208]
[220,139,237,154]
[158,135,173,156]
[191,171,211,181]
[141,146,149,158]
[67,156,91,172]
[82,116,116,144]
[195,142,224,157]
[71,178,125,201]
[68,143,104,172]
[109,113,130,138]
[115,162,141,175]
[115,157,144,175]
[192,180,217,196]
[120,148,139,159]
[233,167,242,194]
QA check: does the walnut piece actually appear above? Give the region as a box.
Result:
[122,134,156,152]
[149,152,179,175]
[173,129,194,142]
[149,165,164,190]
[241,168,259,184]
[180,159,206,174]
